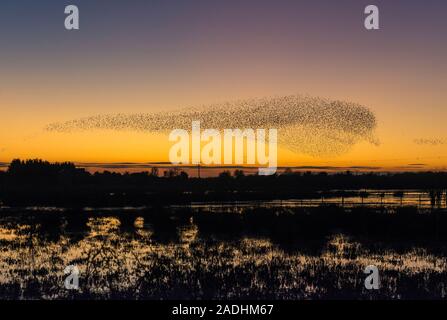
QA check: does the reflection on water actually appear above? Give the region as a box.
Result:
[0,209,446,299]
[188,190,447,210]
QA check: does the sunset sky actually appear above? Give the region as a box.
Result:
[1,0,447,171]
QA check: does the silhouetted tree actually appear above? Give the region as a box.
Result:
[164,168,179,178]
[218,171,232,179]
[234,170,245,178]
[150,167,159,177]
[179,171,189,180]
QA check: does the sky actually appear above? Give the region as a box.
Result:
[1,0,447,172]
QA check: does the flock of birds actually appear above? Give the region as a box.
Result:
[45,95,379,157]
[414,138,447,146]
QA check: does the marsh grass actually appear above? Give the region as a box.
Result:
[0,206,446,299]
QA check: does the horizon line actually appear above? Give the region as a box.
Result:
[2,160,447,173]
